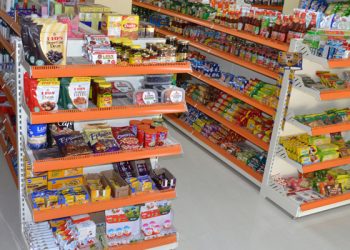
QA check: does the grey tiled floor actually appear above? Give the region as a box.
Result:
[1,125,350,250]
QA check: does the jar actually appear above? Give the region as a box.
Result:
[169,47,176,62]
[129,46,142,64]
[97,82,112,108]
[158,48,167,63]
[147,51,157,63]
[165,35,177,46]
[176,40,189,62]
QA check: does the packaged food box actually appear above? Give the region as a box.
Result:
[102,13,139,39]
[101,170,130,198]
[85,174,111,202]
[48,168,83,180]
[48,176,84,190]
[151,168,176,190]
[105,206,141,245]
[26,174,48,193]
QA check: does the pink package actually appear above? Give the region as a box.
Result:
[58,15,84,39]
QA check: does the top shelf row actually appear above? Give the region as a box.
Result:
[132,0,289,52]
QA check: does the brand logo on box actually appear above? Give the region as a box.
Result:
[123,23,137,29]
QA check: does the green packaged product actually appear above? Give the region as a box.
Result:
[59,77,91,110]
[317,143,339,153]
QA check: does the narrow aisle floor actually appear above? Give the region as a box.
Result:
[1,125,350,250]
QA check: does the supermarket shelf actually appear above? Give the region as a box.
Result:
[0,134,18,188]
[26,61,192,78]
[0,33,15,59]
[31,190,176,222]
[295,40,350,69]
[1,114,16,150]
[288,116,350,136]
[156,28,279,79]
[133,1,289,51]
[265,182,350,217]
[252,4,283,11]
[276,145,350,174]
[24,101,188,124]
[166,114,263,185]
[293,75,350,101]
[109,234,178,250]
[26,138,182,172]
[186,97,270,150]
[0,10,21,35]
[190,71,276,116]
[300,192,350,212]
[0,77,16,111]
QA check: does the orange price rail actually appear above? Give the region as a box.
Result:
[29,62,192,78]
[26,102,187,124]
[0,134,18,188]
[252,4,283,11]
[156,28,279,80]
[133,1,289,51]
[32,190,176,222]
[302,156,350,174]
[309,122,350,136]
[190,71,276,116]
[166,114,263,183]
[320,89,350,101]
[0,10,21,35]
[186,97,269,151]
[301,192,350,211]
[0,33,15,59]
[109,234,177,250]
[0,78,16,112]
[29,143,182,172]
[328,58,350,69]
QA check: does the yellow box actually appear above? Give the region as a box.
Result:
[102,13,139,39]
[85,174,111,202]
[48,176,84,190]
[26,175,48,193]
[48,168,83,180]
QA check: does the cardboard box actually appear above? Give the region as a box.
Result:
[105,206,140,244]
[101,170,130,198]
[102,13,139,39]
[48,176,84,190]
[85,174,111,202]
[26,174,48,193]
[48,168,83,180]
[151,168,176,190]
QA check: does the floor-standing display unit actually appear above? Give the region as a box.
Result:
[261,39,350,217]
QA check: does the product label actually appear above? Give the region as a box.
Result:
[68,78,91,109]
[35,80,60,112]
[142,91,157,105]
[169,90,183,103]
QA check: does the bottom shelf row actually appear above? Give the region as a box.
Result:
[24,203,178,250]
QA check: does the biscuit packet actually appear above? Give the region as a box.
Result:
[59,77,91,110]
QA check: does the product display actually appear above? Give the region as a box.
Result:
[294,108,350,128]
[2,0,350,248]
[179,105,267,174]
[183,82,274,143]
[24,73,186,113]
[281,133,350,165]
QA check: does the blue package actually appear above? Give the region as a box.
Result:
[27,121,47,150]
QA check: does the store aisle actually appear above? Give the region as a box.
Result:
[1,125,350,250]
